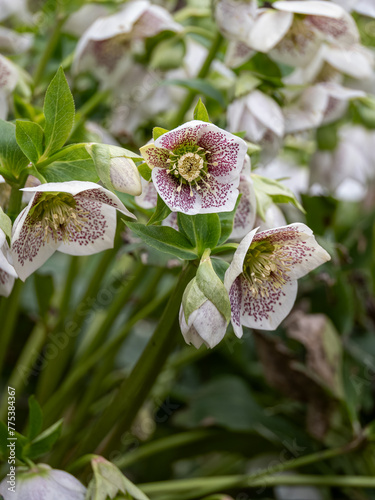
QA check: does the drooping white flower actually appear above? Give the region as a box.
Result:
[224,223,331,335]
[0,228,17,297]
[140,120,247,215]
[283,82,365,133]
[0,54,19,119]
[227,90,284,165]
[11,181,136,281]
[249,1,359,67]
[0,464,86,500]
[73,0,181,87]
[309,124,375,201]
[231,155,257,241]
[0,27,33,54]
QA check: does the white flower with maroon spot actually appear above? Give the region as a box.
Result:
[140,120,247,215]
[11,181,136,281]
[0,228,17,297]
[248,1,359,68]
[224,223,331,335]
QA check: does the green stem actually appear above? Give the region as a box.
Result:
[7,172,28,222]
[0,323,47,420]
[0,280,23,376]
[139,438,365,499]
[74,263,196,458]
[36,143,86,169]
[140,475,375,498]
[33,15,67,91]
[170,31,223,128]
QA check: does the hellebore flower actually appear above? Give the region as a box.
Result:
[140,120,247,215]
[224,223,331,335]
[11,181,135,281]
[227,90,284,165]
[231,155,257,241]
[248,1,359,67]
[0,228,17,297]
[180,256,231,349]
[0,464,86,500]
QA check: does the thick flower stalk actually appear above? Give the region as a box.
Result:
[224,223,331,335]
[140,120,247,215]
[11,181,135,281]
[0,464,86,500]
[0,228,17,297]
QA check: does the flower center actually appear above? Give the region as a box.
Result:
[29,192,88,243]
[242,240,292,298]
[166,145,216,197]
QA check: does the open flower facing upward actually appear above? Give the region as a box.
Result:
[224,223,330,335]
[0,464,86,500]
[11,181,135,281]
[0,228,17,297]
[140,120,247,215]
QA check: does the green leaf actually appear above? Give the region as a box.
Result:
[217,195,241,245]
[126,221,197,260]
[42,67,75,158]
[150,37,185,71]
[147,195,171,225]
[234,72,260,98]
[0,120,29,178]
[138,162,152,181]
[316,124,338,151]
[38,145,98,183]
[196,258,231,323]
[27,396,43,441]
[211,257,230,282]
[161,79,226,107]
[194,214,221,255]
[177,213,221,255]
[23,419,63,460]
[252,174,305,215]
[0,207,12,239]
[153,127,169,141]
[16,120,44,163]
[193,98,210,122]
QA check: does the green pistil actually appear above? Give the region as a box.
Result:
[29,192,88,243]
[166,145,217,196]
[243,240,292,298]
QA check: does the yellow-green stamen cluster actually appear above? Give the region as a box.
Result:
[166,145,217,197]
[29,193,88,243]
[243,239,293,298]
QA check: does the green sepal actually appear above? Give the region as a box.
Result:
[42,67,75,158]
[193,98,210,122]
[126,221,198,260]
[234,72,260,98]
[196,256,231,323]
[0,207,12,239]
[22,419,63,460]
[16,120,44,163]
[153,127,169,141]
[138,162,152,181]
[182,277,207,324]
[147,195,171,225]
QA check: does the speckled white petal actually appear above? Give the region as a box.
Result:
[140,142,170,170]
[11,201,60,281]
[324,45,374,79]
[240,276,298,330]
[224,227,258,293]
[274,1,344,17]
[109,157,142,195]
[136,177,158,209]
[199,176,240,214]
[248,10,293,52]
[155,120,208,150]
[231,174,257,240]
[0,269,15,297]
[58,199,117,256]
[179,305,205,349]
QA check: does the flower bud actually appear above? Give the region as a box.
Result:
[86,143,142,195]
[0,464,86,500]
[180,255,231,349]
